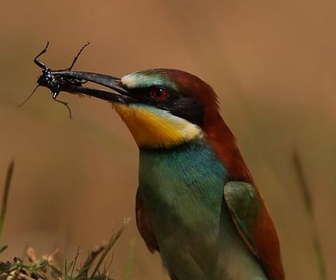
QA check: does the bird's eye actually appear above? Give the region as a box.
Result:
[150,87,169,101]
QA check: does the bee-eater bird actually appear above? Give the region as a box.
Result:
[43,68,285,280]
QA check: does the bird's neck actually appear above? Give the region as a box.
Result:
[138,137,232,209]
[203,113,253,183]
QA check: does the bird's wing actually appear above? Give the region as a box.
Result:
[135,188,159,253]
[224,181,285,280]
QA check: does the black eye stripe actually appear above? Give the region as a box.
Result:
[125,87,204,127]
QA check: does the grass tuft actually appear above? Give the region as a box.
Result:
[0,228,125,280]
[0,161,128,280]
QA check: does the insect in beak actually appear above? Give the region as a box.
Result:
[21,42,90,118]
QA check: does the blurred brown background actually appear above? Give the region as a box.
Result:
[0,1,335,279]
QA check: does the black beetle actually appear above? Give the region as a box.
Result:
[21,42,90,118]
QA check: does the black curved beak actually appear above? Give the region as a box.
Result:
[49,70,134,104]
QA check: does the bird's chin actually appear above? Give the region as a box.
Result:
[112,103,203,149]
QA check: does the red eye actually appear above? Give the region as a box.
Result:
[150,88,169,101]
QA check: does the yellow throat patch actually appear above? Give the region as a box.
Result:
[113,103,203,148]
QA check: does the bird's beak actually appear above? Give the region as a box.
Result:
[50,70,135,104]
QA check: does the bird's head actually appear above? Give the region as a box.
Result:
[92,69,222,149]
[59,68,251,180]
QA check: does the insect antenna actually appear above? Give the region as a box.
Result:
[18,85,40,108]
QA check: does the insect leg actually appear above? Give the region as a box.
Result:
[53,97,73,119]
[51,84,72,118]
[67,42,90,71]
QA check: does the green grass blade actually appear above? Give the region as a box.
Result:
[293,151,326,280]
[0,160,15,245]
[89,226,125,280]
